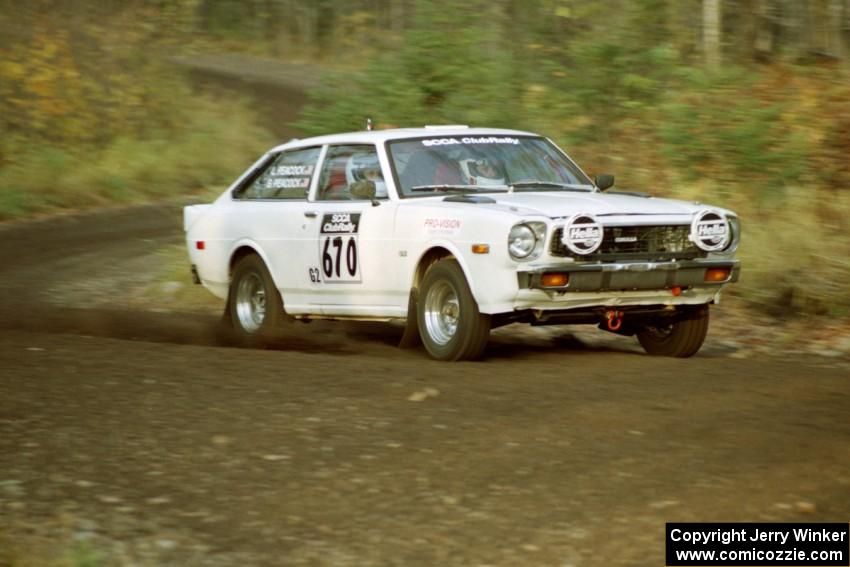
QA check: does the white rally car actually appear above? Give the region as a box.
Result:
[184,126,740,360]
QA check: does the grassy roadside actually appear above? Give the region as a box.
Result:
[0,93,273,221]
[0,528,104,567]
[135,243,221,314]
[731,189,850,316]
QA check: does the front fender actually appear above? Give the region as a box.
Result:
[409,239,475,289]
[409,238,519,315]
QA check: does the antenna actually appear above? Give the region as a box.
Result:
[366,118,373,131]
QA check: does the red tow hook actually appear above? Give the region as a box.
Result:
[605,310,624,331]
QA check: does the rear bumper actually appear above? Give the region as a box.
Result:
[518,259,740,292]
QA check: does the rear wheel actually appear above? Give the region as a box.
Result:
[636,305,709,357]
[417,259,490,361]
[228,254,284,342]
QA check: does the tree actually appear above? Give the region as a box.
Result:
[703,0,722,68]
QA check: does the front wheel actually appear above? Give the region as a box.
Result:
[228,254,284,342]
[417,259,490,361]
[636,305,709,357]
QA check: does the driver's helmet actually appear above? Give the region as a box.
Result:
[460,158,505,186]
[346,152,387,197]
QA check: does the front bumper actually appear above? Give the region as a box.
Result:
[518,259,740,292]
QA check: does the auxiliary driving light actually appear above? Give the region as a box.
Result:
[541,273,569,287]
[704,267,731,282]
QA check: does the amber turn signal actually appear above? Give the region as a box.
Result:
[704,267,731,282]
[541,272,569,287]
[471,244,490,254]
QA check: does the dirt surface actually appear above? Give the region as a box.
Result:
[2,61,849,567]
[181,56,311,142]
[2,203,849,567]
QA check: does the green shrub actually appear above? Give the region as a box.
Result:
[657,68,809,198]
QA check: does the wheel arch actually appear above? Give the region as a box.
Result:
[227,241,277,284]
[228,241,277,286]
[410,243,475,293]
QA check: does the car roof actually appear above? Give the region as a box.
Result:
[270,126,541,152]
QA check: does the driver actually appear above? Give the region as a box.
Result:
[346,152,387,198]
[460,157,505,186]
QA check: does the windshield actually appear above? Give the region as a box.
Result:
[387,135,593,197]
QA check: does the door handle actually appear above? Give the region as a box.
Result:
[303,211,318,218]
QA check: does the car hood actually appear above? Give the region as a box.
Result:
[482,191,706,218]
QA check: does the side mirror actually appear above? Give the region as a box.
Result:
[595,173,615,191]
[349,180,377,201]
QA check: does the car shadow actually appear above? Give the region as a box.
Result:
[0,303,733,360]
[0,303,356,355]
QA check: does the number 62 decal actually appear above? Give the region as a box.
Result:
[318,212,361,283]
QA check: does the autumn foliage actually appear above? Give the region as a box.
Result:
[0,5,270,217]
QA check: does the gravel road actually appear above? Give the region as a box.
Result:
[1,61,848,567]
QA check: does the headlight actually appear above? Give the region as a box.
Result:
[724,215,741,253]
[509,224,535,258]
[508,222,546,261]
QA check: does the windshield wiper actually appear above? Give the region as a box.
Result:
[510,181,593,192]
[410,184,508,193]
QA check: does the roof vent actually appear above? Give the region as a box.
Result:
[424,125,469,130]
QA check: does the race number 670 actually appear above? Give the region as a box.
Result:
[322,236,358,280]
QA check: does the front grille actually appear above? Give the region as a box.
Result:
[551,225,703,261]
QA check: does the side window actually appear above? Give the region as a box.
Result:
[236,147,320,200]
[317,145,387,201]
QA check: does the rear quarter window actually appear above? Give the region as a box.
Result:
[235,146,321,200]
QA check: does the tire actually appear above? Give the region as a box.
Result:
[417,259,490,361]
[227,254,284,342]
[398,289,422,349]
[636,304,709,357]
